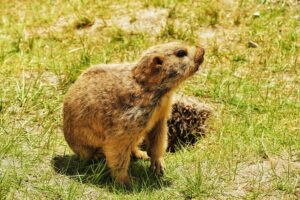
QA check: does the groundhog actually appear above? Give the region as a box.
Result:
[63,42,205,186]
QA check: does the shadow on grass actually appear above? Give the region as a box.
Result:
[51,155,171,193]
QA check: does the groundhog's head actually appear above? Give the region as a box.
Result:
[133,42,205,91]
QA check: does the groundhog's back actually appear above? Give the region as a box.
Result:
[63,65,138,140]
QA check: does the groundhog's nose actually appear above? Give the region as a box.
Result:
[194,46,205,65]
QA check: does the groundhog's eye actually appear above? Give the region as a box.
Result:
[176,49,187,58]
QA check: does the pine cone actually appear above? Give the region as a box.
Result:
[167,94,212,152]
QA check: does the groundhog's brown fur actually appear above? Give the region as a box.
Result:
[63,42,205,186]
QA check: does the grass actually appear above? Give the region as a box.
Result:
[0,0,299,199]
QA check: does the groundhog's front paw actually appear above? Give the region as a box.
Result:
[150,158,165,176]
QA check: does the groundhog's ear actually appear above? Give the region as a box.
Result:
[133,55,164,87]
[149,55,164,74]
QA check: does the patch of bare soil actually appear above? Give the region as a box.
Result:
[24,15,77,38]
[106,8,169,34]
[223,152,300,199]
[221,0,236,6]
[197,26,242,47]
[20,70,59,86]
[25,8,169,37]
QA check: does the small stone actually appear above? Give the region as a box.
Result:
[248,41,259,48]
[253,11,260,17]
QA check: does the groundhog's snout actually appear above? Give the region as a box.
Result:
[194,46,205,67]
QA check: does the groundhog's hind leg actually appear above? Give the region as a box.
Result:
[71,145,94,159]
[66,127,105,160]
[102,140,132,186]
[72,145,103,160]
